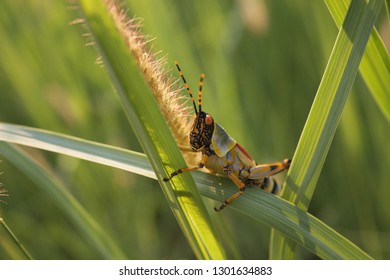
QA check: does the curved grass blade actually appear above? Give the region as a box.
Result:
[0,141,126,259]
[0,123,154,179]
[387,0,390,19]
[78,1,225,259]
[270,0,384,259]
[325,0,390,122]
[0,218,33,260]
[196,173,372,260]
[0,123,372,259]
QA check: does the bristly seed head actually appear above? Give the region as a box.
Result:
[101,0,199,165]
[0,188,8,204]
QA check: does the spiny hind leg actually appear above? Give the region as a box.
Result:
[215,160,290,211]
[248,159,291,180]
[214,172,246,212]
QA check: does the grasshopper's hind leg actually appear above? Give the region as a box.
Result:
[249,159,290,194]
[214,159,290,211]
[248,159,291,180]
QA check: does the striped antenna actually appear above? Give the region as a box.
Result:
[198,74,205,112]
[175,61,198,115]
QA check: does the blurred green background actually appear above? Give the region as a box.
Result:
[0,0,389,259]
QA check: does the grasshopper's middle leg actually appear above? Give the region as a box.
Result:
[214,172,246,212]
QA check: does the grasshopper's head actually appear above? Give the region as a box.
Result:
[190,111,214,151]
[175,62,214,152]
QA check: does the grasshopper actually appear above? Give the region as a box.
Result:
[164,62,291,211]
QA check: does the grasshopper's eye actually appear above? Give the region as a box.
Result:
[205,114,213,125]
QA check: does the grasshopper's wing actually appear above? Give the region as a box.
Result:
[234,143,256,167]
[212,123,237,157]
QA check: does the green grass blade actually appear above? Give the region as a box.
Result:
[325,0,390,122]
[0,123,372,259]
[0,141,126,259]
[197,174,372,260]
[0,218,33,260]
[385,0,390,20]
[270,0,384,259]
[0,123,154,179]
[78,1,225,259]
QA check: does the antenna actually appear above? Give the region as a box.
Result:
[198,73,205,112]
[175,61,198,115]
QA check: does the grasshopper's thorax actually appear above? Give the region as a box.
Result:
[190,111,214,152]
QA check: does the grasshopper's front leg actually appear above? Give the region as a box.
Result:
[163,154,209,181]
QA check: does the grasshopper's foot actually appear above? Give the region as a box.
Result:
[163,169,184,182]
[214,203,227,212]
[283,159,292,168]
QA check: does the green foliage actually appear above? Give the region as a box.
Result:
[0,124,372,259]
[270,0,388,259]
[0,0,389,259]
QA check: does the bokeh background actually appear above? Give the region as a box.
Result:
[0,0,389,259]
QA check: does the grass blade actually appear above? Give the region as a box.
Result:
[197,173,372,260]
[270,0,384,259]
[325,0,390,122]
[0,141,126,259]
[387,0,390,19]
[77,1,225,259]
[0,218,33,260]
[0,123,154,179]
[0,123,372,259]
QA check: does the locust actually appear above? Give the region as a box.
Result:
[164,62,291,211]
